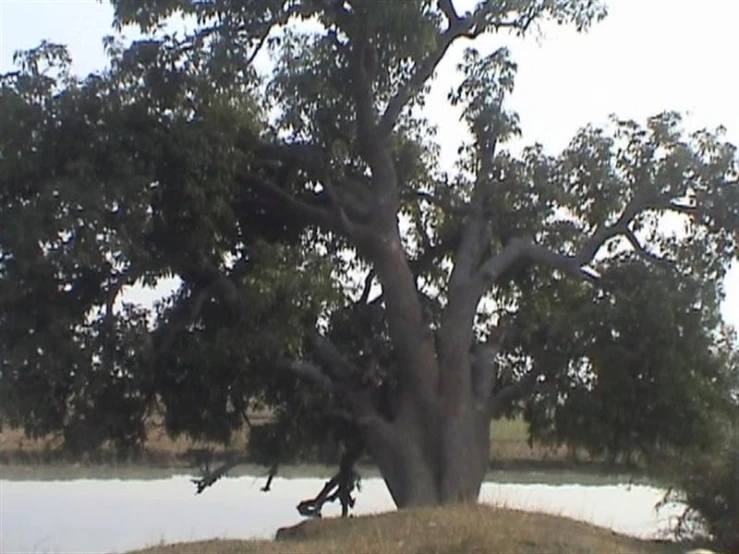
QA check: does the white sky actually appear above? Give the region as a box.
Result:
[0,0,737,329]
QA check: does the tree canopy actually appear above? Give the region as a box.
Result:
[1,0,738,513]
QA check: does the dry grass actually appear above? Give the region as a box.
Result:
[0,414,262,466]
[126,504,681,554]
[0,416,570,466]
[1,416,643,487]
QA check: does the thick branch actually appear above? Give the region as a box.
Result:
[151,263,241,359]
[477,185,655,290]
[437,109,506,382]
[320,175,376,241]
[489,371,541,417]
[351,33,377,146]
[281,332,389,430]
[377,2,534,139]
[240,171,339,231]
[438,0,461,24]
[502,239,600,284]
[368,238,440,401]
[308,331,361,381]
[279,358,337,392]
[377,16,476,140]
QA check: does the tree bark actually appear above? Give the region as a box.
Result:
[364,360,491,508]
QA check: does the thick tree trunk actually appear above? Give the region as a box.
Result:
[365,387,491,508]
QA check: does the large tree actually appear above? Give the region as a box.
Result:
[1,0,738,511]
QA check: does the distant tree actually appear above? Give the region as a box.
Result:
[1,0,738,513]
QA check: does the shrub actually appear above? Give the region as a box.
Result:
[661,417,739,552]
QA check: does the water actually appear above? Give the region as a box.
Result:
[0,476,685,553]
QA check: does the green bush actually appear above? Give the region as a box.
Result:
[661,417,739,552]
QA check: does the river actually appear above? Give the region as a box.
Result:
[1,475,685,553]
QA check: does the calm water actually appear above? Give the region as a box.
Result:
[1,476,685,553]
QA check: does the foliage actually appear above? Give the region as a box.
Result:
[657,417,739,552]
[657,347,739,552]
[516,260,737,464]
[1,0,738,512]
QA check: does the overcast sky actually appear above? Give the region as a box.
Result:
[1,0,737,329]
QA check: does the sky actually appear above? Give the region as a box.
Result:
[0,0,737,329]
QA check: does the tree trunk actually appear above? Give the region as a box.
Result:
[365,386,491,508]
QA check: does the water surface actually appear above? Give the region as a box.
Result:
[1,476,684,553]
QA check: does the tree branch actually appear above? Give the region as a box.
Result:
[308,330,361,381]
[489,371,541,418]
[261,464,279,492]
[377,17,473,140]
[438,0,460,24]
[191,454,251,494]
[320,175,376,242]
[240,170,339,231]
[103,264,143,344]
[358,269,375,305]
[624,228,676,268]
[471,324,510,400]
[294,442,363,518]
[408,190,470,216]
[280,331,389,430]
[278,357,338,392]
[477,182,656,290]
[150,263,240,359]
[377,2,537,139]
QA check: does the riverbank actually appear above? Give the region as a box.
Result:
[0,417,652,486]
[0,461,656,489]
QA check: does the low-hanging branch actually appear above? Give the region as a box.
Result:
[151,262,242,359]
[488,371,542,418]
[261,464,279,492]
[296,443,363,518]
[278,331,388,431]
[191,454,251,495]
